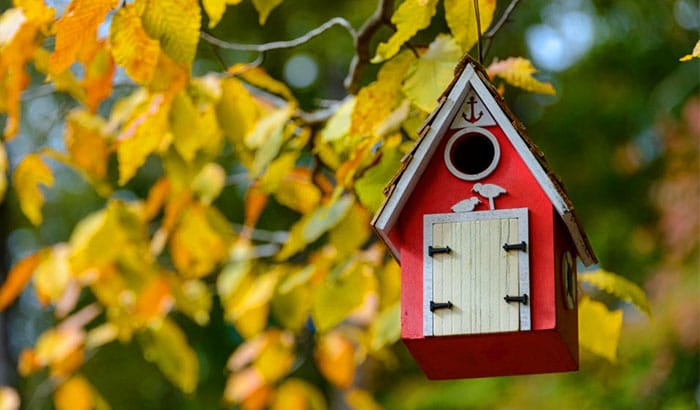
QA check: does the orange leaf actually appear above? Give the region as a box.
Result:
[243,182,268,235]
[64,110,110,179]
[81,42,115,112]
[135,277,173,323]
[49,0,114,75]
[315,331,355,388]
[224,367,265,405]
[0,252,41,310]
[110,4,161,85]
[144,178,171,221]
[54,376,93,410]
[0,8,42,138]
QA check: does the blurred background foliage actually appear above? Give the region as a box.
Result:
[0,0,698,409]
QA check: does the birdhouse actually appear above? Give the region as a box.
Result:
[371,56,597,379]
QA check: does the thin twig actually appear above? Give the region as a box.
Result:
[473,0,483,64]
[482,0,522,57]
[344,0,395,94]
[200,17,356,53]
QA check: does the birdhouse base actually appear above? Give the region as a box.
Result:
[403,328,578,380]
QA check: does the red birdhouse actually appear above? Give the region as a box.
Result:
[371,57,597,379]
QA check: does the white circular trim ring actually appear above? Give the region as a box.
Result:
[443,127,501,181]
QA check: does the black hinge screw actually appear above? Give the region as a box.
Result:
[430,301,454,312]
[429,246,452,257]
[504,294,529,305]
[503,241,527,252]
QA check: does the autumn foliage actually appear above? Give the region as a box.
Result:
[0,0,666,408]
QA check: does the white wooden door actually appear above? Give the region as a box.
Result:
[423,209,530,336]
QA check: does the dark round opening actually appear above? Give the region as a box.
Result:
[449,133,496,176]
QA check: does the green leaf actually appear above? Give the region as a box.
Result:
[403,34,462,112]
[277,193,354,260]
[372,0,439,63]
[579,269,651,317]
[355,140,403,213]
[578,296,623,363]
[138,318,199,393]
[369,302,400,352]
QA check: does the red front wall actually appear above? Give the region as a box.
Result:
[396,125,557,339]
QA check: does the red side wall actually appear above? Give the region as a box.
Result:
[396,125,558,340]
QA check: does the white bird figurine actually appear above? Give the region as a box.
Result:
[451,197,481,213]
[472,183,507,210]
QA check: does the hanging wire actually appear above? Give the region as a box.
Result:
[473,0,483,64]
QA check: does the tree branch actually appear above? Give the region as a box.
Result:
[482,0,522,58]
[344,0,395,94]
[200,17,356,54]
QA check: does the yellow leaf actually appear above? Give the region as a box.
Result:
[273,167,322,214]
[321,97,354,142]
[0,141,7,204]
[444,0,496,52]
[0,386,20,410]
[0,252,41,310]
[110,4,161,85]
[250,0,283,25]
[191,162,226,205]
[34,327,84,369]
[234,65,297,103]
[33,244,72,307]
[139,0,200,67]
[54,376,94,410]
[578,296,623,363]
[171,278,212,325]
[33,47,87,105]
[48,0,114,75]
[271,266,314,332]
[679,39,700,61]
[345,389,382,410]
[372,0,439,63]
[222,267,280,338]
[329,203,371,256]
[170,91,223,162]
[203,0,242,28]
[487,57,556,95]
[138,318,198,393]
[311,260,372,332]
[315,331,355,388]
[248,106,294,177]
[271,379,327,410]
[14,0,56,25]
[351,51,415,138]
[579,269,651,317]
[69,200,152,279]
[216,77,260,165]
[64,109,110,179]
[254,329,295,382]
[13,153,54,225]
[403,34,463,112]
[116,93,171,185]
[170,203,234,278]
